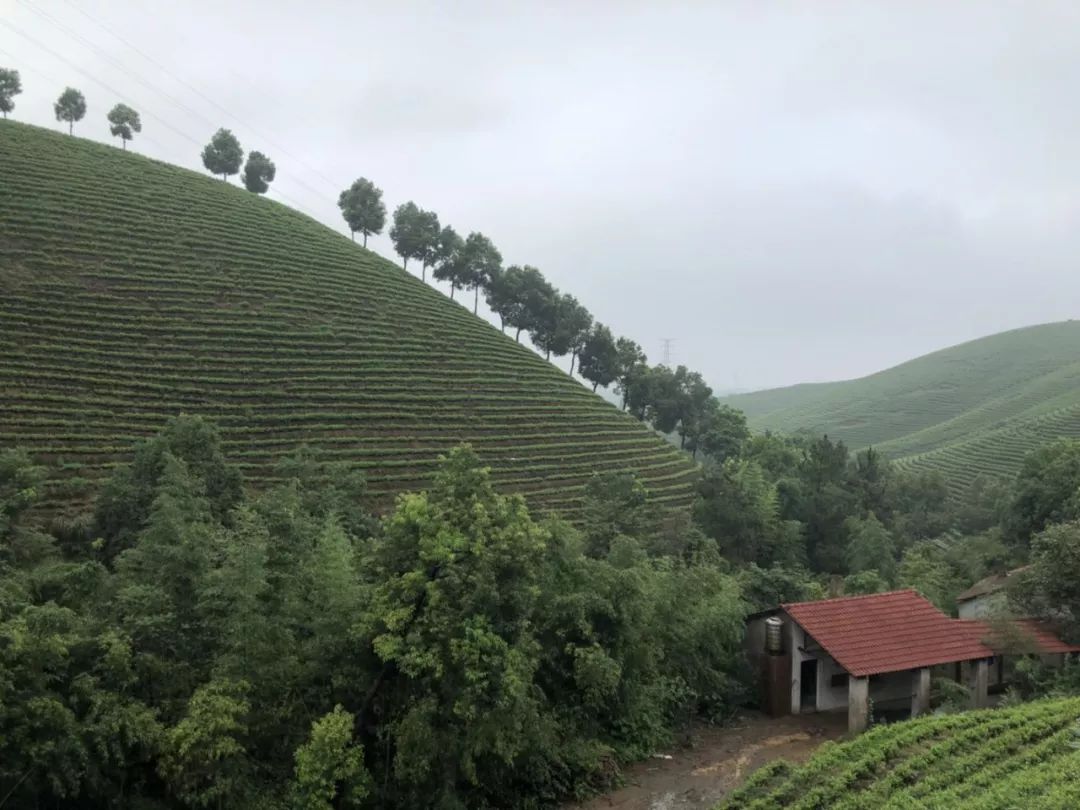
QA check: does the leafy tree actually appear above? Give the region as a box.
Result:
[694,402,750,462]
[201,128,244,181]
[241,151,276,194]
[897,541,963,611]
[844,512,897,582]
[1011,520,1080,642]
[1004,439,1080,547]
[842,569,890,596]
[0,67,23,119]
[337,178,385,246]
[416,209,441,282]
[530,292,590,364]
[695,458,803,567]
[578,323,620,391]
[291,706,371,810]
[562,297,594,374]
[431,225,465,299]
[460,231,503,315]
[94,414,242,558]
[613,338,648,410]
[159,679,252,808]
[580,471,650,557]
[106,103,141,149]
[892,469,951,542]
[389,201,425,271]
[54,87,86,135]
[504,265,554,342]
[360,445,548,807]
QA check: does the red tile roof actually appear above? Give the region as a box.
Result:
[782,590,1080,677]
[783,590,994,677]
[958,618,1080,655]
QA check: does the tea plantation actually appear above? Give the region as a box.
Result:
[0,120,697,518]
[723,321,1080,491]
[721,697,1080,810]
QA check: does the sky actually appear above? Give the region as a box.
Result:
[4,0,1080,392]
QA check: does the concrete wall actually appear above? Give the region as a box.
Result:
[816,654,849,711]
[957,592,1007,619]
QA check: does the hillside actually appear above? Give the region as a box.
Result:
[721,697,1080,809]
[722,322,1080,490]
[0,120,697,518]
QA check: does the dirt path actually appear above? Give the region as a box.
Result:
[568,711,846,810]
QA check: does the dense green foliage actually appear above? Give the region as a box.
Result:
[242,151,276,194]
[0,67,22,118]
[338,177,386,246]
[201,128,243,181]
[720,698,1080,809]
[0,416,746,808]
[723,321,1080,493]
[54,86,86,135]
[107,103,142,149]
[0,121,696,521]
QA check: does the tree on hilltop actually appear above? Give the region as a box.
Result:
[202,128,244,181]
[54,87,86,135]
[460,232,502,315]
[578,324,619,392]
[0,68,22,119]
[106,103,141,149]
[242,151,276,194]
[338,178,385,246]
[614,337,647,409]
[432,225,465,299]
[416,209,441,282]
[389,202,426,271]
[503,266,553,343]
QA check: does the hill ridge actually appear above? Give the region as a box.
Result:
[0,119,697,517]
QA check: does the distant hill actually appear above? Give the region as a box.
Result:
[720,697,1080,808]
[0,121,697,519]
[722,321,1080,491]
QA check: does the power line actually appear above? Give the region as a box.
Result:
[16,0,334,209]
[57,0,345,194]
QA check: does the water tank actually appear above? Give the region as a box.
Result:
[765,616,784,655]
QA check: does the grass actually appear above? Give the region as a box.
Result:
[0,120,697,519]
[722,321,1080,490]
[719,697,1080,809]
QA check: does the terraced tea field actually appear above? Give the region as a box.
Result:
[720,697,1080,809]
[722,321,1080,491]
[0,120,697,519]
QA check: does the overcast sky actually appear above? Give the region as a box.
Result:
[5,1,1080,391]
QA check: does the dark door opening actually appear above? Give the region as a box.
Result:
[800,659,817,711]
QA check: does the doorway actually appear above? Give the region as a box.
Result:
[800,659,818,711]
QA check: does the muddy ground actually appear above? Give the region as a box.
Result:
[568,711,847,810]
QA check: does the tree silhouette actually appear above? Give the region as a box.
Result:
[242,151,276,194]
[0,68,21,119]
[338,178,386,246]
[54,87,86,135]
[106,103,141,149]
[202,128,244,181]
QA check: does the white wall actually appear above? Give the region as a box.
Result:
[816,654,849,711]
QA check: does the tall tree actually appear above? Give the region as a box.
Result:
[459,231,502,315]
[562,297,594,374]
[106,103,141,149]
[614,337,647,410]
[415,209,441,282]
[577,324,619,391]
[0,68,22,119]
[241,151,276,194]
[431,225,464,299]
[54,87,86,135]
[337,178,385,246]
[201,128,243,181]
[389,202,425,271]
[504,265,553,342]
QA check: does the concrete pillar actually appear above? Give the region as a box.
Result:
[848,676,869,733]
[911,667,931,717]
[972,659,990,708]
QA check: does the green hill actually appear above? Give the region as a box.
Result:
[723,321,1080,490]
[720,697,1080,809]
[0,120,697,518]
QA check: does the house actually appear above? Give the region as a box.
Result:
[745,589,1080,733]
[955,566,1029,619]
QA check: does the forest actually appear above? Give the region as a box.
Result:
[4,413,1080,808]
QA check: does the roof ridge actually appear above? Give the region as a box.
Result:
[782,588,919,610]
